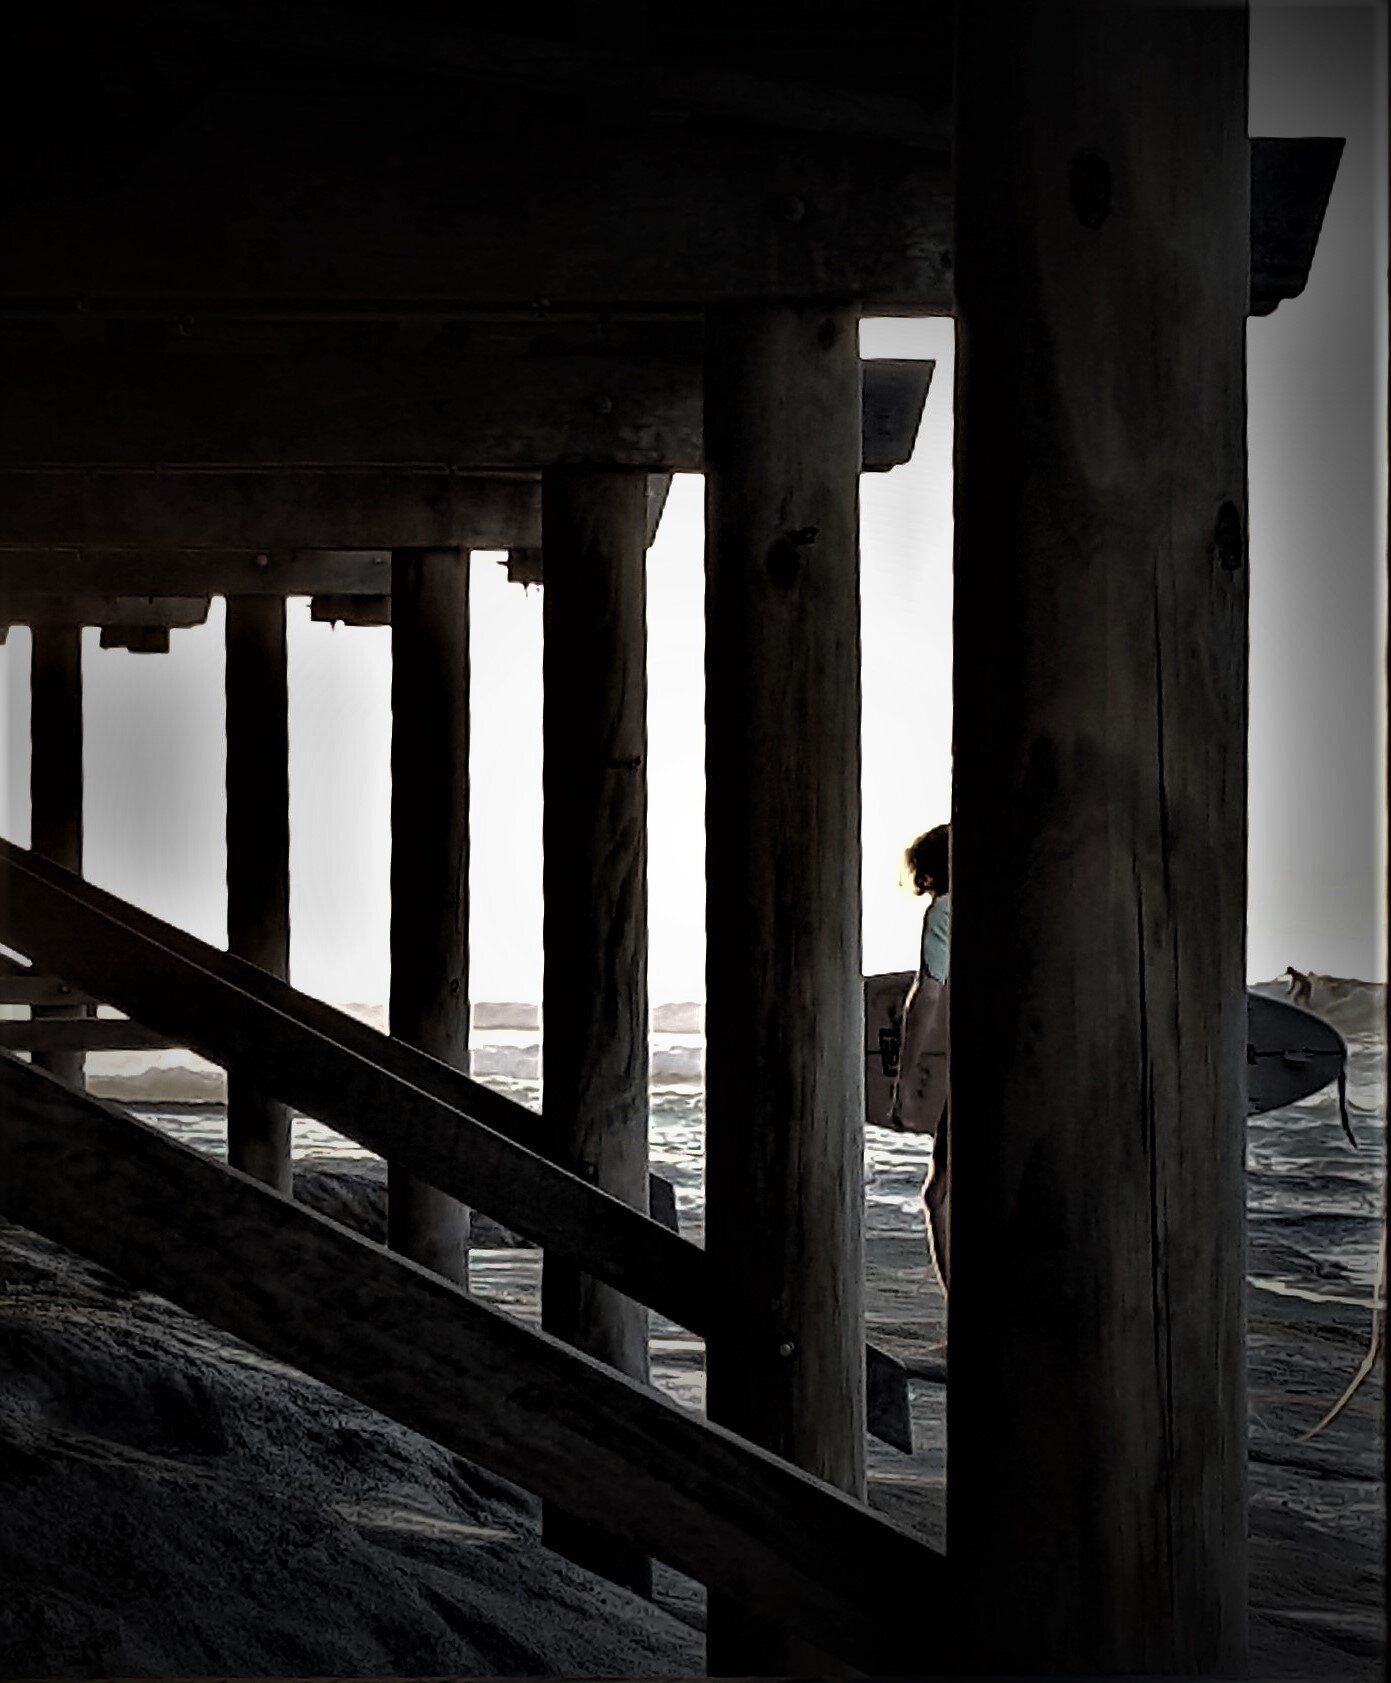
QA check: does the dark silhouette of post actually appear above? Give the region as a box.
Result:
[539,465,653,1594]
[29,624,87,1087]
[949,4,1250,1672]
[703,301,866,1674]
[225,595,293,1192]
[389,547,472,1287]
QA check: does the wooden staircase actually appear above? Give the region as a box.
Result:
[0,839,938,1671]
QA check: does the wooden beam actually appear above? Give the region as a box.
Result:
[0,550,392,597]
[0,356,931,472]
[0,1018,171,1052]
[0,116,951,312]
[98,625,172,652]
[0,973,93,1006]
[0,473,538,550]
[185,4,949,150]
[389,549,472,1287]
[0,1054,939,1674]
[0,841,913,1455]
[28,624,87,1087]
[1250,136,1344,317]
[0,595,210,630]
[540,467,652,1592]
[703,303,866,1674]
[225,595,292,1194]
[949,6,1249,1673]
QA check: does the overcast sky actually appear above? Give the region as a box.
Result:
[1,2,1385,1003]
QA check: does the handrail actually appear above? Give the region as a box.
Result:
[0,841,912,1451]
[0,1053,939,1671]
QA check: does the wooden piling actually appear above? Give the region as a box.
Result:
[389,547,471,1287]
[225,595,293,1193]
[949,5,1250,1673]
[703,302,866,1673]
[28,624,86,1087]
[539,466,652,1594]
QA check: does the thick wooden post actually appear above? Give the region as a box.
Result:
[949,5,1250,1674]
[389,547,471,1287]
[703,302,866,1674]
[225,595,293,1193]
[539,465,652,1594]
[29,624,86,1087]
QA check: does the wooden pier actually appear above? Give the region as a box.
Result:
[0,3,1359,1676]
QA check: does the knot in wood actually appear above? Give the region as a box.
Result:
[765,526,819,590]
[1213,499,1244,571]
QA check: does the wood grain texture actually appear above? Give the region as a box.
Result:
[0,1054,941,1674]
[540,467,651,1591]
[703,302,866,1673]
[389,549,472,1287]
[27,624,86,1087]
[225,595,292,1194]
[0,550,393,597]
[0,1019,170,1052]
[0,594,211,630]
[0,843,912,1453]
[949,6,1250,1672]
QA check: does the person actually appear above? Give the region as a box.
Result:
[890,823,951,1296]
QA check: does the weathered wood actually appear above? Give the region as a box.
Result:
[0,973,93,1006]
[540,467,651,1591]
[0,1018,171,1052]
[0,355,931,473]
[98,624,171,652]
[0,1053,940,1673]
[0,549,392,596]
[2,595,210,630]
[0,841,912,1452]
[389,549,472,1286]
[703,302,866,1674]
[0,472,537,550]
[1250,136,1345,316]
[0,114,952,312]
[225,595,292,1194]
[28,624,87,1087]
[949,6,1250,1673]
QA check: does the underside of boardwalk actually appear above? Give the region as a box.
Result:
[0,3,1378,1678]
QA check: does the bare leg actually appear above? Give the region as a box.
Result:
[922,1102,950,1297]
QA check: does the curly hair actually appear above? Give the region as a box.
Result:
[904,824,950,898]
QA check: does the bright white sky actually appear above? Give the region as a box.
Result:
[0,4,1384,1004]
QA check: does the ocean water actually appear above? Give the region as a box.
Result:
[128,977,1386,1294]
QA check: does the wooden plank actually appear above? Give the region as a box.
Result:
[0,472,539,550]
[28,624,87,1087]
[0,549,393,596]
[703,302,866,1674]
[1250,137,1344,316]
[0,355,931,473]
[0,107,952,312]
[225,595,292,1194]
[389,549,472,1286]
[1,595,210,630]
[949,6,1249,1673]
[98,625,171,652]
[0,1053,939,1673]
[0,974,93,1006]
[0,841,912,1453]
[187,4,949,150]
[0,1018,172,1052]
[540,467,652,1592]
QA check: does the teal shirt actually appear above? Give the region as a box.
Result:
[921,892,951,984]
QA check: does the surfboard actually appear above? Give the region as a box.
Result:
[865,975,1349,1129]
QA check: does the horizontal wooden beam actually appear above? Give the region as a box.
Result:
[0,973,93,1006]
[0,1017,173,1052]
[0,473,538,550]
[0,1054,938,1673]
[0,594,210,630]
[0,356,931,472]
[0,550,393,598]
[0,116,952,312]
[0,842,913,1454]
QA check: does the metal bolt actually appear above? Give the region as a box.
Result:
[254,553,271,569]
[773,194,806,224]
[777,1340,795,1358]
[592,393,614,416]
